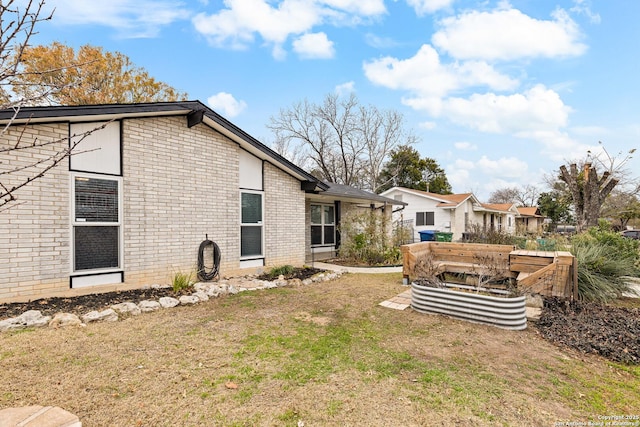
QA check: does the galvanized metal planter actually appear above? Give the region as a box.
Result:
[411,282,527,330]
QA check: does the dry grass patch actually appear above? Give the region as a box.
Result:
[1,273,638,426]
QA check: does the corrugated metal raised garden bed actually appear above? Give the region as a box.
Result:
[411,281,527,331]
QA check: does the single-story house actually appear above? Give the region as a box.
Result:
[516,206,546,234]
[305,181,406,261]
[0,101,402,303]
[479,203,519,235]
[379,187,518,241]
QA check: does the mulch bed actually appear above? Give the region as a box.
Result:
[1,267,327,321]
[536,297,640,364]
[0,287,181,320]
[255,266,325,281]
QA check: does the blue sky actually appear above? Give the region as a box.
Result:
[33,0,639,200]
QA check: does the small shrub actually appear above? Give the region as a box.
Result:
[172,270,194,293]
[266,265,295,279]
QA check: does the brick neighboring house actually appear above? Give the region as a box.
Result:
[379,187,519,241]
[0,101,401,303]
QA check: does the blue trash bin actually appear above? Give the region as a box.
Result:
[419,230,436,241]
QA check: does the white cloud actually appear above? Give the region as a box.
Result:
[432,6,587,60]
[293,32,335,59]
[207,92,247,118]
[364,44,518,115]
[439,85,571,134]
[454,142,477,151]
[364,33,399,49]
[50,0,190,38]
[571,0,601,24]
[193,0,385,58]
[477,155,529,179]
[335,81,355,96]
[419,121,437,130]
[406,0,454,16]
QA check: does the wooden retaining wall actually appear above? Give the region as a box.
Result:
[401,242,578,300]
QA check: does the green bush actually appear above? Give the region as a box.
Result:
[172,270,194,293]
[571,222,640,302]
[266,265,295,279]
[338,210,400,266]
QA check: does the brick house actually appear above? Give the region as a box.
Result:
[0,101,401,303]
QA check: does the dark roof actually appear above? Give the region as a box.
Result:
[0,101,327,190]
[322,182,407,205]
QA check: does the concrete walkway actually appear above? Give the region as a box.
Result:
[311,261,403,274]
[0,405,81,427]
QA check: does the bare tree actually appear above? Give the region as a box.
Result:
[269,92,412,190]
[487,185,539,206]
[487,187,520,204]
[558,143,635,231]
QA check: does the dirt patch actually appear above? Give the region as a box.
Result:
[537,297,640,364]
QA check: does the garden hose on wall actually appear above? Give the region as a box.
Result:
[197,239,221,281]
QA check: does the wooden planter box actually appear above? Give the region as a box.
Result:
[411,282,527,330]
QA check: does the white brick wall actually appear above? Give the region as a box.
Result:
[264,162,305,267]
[1,115,308,303]
[0,123,71,302]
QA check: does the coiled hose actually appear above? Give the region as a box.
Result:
[197,239,221,281]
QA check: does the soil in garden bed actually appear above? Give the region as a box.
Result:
[536,297,640,364]
[0,287,188,320]
[255,266,326,281]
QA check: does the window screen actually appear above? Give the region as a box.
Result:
[241,192,263,257]
[416,212,434,226]
[74,226,119,270]
[241,226,262,257]
[75,177,118,222]
[242,192,262,224]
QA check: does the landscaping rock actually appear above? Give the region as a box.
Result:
[111,302,141,316]
[0,310,51,331]
[82,309,118,323]
[204,285,222,297]
[49,313,83,328]
[525,294,544,308]
[193,291,209,302]
[138,300,161,312]
[179,295,199,305]
[159,297,180,308]
[288,278,303,287]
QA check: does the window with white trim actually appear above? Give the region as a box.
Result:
[72,174,122,272]
[241,191,263,258]
[311,204,335,246]
[416,211,435,226]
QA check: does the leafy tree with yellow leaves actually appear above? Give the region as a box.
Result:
[11,42,187,105]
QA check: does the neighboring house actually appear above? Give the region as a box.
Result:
[379,187,519,241]
[516,207,546,234]
[0,101,401,303]
[479,203,519,236]
[379,187,479,241]
[305,182,406,261]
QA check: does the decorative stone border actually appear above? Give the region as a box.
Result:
[0,271,343,333]
[411,282,527,331]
